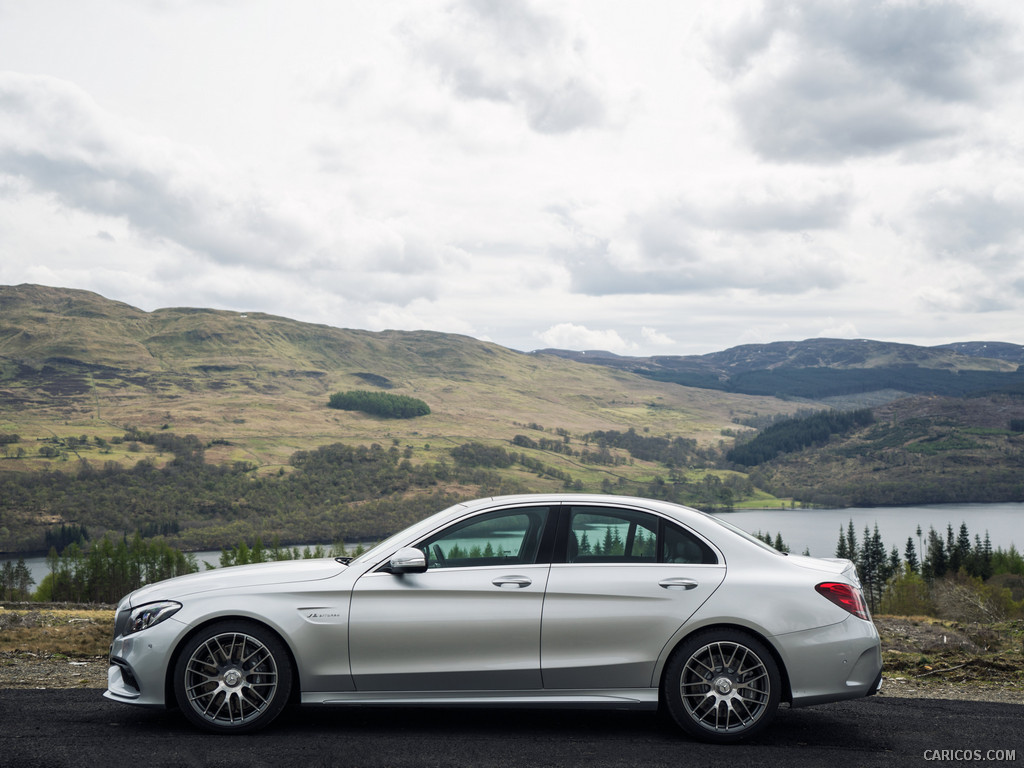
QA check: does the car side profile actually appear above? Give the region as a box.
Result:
[105,494,882,743]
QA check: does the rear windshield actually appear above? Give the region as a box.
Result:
[705,514,786,555]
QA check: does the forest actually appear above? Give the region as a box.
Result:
[0,424,706,550]
[0,421,759,558]
[727,409,875,466]
[327,390,431,418]
[0,434,484,553]
[641,365,1024,400]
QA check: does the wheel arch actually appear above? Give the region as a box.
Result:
[656,622,793,705]
[163,615,302,709]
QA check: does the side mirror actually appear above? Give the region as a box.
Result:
[388,547,427,574]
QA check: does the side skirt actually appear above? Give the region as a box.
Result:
[302,689,659,709]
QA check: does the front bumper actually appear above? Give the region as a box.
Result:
[105,616,190,707]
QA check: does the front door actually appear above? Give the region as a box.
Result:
[349,505,552,691]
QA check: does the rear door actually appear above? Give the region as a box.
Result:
[541,504,726,689]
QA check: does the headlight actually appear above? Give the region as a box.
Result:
[126,601,182,634]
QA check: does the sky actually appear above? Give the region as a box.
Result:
[1,0,1023,356]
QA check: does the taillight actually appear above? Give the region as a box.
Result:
[815,582,870,620]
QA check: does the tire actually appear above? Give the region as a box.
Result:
[173,620,293,734]
[663,629,781,744]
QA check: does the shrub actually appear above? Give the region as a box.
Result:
[880,566,935,616]
[931,572,1022,622]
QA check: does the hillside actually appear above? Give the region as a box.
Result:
[745,394,1024,507]
[1,285,807,552]
[0,285,799,469]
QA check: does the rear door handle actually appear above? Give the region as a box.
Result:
[492,576,532,589]
[659,577,699,591]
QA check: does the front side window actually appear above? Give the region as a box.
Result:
[419,507,549,569]
[566,506,717,565]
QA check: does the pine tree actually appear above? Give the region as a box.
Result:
[846,520,859,562]
[904,537,919,573]
[835,525,849,559]
[923,527,947,581]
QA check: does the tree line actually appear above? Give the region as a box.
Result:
[15,505,1024,613]
[642,365,1024,400]
[27,533,371,604]
[831,519,1023,619]
[34,534,198,603]
[449,440,743,509]
[0,558,34,601]
[584,429,700,468]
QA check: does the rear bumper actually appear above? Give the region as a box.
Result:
[774,617,883,708]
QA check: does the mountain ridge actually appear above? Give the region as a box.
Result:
[536,338,1024,401]
[536,337,1023,373]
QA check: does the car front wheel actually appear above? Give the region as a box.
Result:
[173,620,293,733]
[663,629,781,743]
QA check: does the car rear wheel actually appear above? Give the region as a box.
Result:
[173,620,293,733]
[663,629,781,743]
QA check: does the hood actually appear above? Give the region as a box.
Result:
[125,557,348,607]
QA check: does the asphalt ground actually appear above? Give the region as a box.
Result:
[1,689,1021,768]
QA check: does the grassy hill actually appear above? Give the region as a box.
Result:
[1,285,813,551]
[0,284,802,471]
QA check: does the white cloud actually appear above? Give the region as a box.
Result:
[555,200,850,297]
[535,323,636,353]
[915,185,1024,267]
[400,0,610,133]
[0,72,314,268]
[641,327,676,347]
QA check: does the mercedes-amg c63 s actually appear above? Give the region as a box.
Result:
[106,494,882,743]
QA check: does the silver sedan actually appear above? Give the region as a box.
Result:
[105,494,882,743]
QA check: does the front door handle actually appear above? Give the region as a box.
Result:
[492,576,532,589]
[659,577,699,590]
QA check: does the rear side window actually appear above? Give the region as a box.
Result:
[662,520,718,564]
[568,507,658,562]
[565,507,717,565]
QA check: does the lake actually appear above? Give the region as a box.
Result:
[709,502,1022,559]
[5,502,1021,588]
